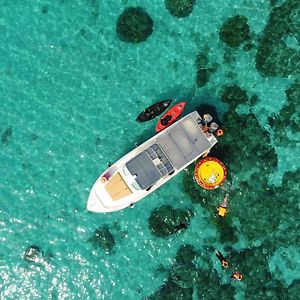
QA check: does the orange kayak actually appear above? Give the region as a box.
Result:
[155,102,186,132]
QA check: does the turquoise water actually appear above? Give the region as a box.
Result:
[1,0,300,299]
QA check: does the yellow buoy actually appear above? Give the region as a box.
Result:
[194,157,226,190]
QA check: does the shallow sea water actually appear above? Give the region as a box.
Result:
[1,0,300,299]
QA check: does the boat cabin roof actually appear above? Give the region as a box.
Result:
[157,113,212,169]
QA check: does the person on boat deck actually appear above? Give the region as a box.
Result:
[215,250,229,269]
[202,114,213,124]
[200,114,219,134]
[160,114,172,126]
[217,193,229,217]
[207,122,219,134]
[231,271,243,281]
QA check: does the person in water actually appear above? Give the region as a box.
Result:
[231,271,243,281]
[215,250,229,269]
[217,193,229,217]
[160,115,172,126]
[173,222,188,233]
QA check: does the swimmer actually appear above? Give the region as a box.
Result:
[217,193,229,217]
[231,271,243,281]
[215,250,229,269]
[173,222,188,233]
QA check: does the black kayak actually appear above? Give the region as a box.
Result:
[136,99,172,122]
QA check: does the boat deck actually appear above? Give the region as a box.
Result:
[104,172,132,201]
[126,143,174,190]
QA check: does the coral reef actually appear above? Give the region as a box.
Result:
[225,245,289,298]
[147,245,235,299]
[288,281,300,299]
[148,205,194,237]
[255,0,300,77]
[165,0,196,18]
[219,15,250,48]
[184,99,280,243]
[116,7,153,43]
[268,81,300,146]
[195,52,218,87]
[88,226,115,254]
[269,246,300,287]
[170,245,199,288]
[220,85,248,110]
[147,279,193,300]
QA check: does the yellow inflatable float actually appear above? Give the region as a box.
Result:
[194,157,226,190]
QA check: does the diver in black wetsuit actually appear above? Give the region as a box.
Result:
[215,250,229,269]
[173,222,188,233]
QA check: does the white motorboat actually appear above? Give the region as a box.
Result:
[87,111,218,213]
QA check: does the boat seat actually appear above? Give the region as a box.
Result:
[148,143,174,174]
[146,147,158,160]
[104,172,132,201]
[156,163,168,176]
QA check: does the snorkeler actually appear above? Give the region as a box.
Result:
[173,222,188,233]
[217,193,229,217]
[231,271,243,281]
[202,114,213,124]
[215,250,229,269]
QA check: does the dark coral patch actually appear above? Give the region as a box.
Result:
[255,1,300,77]
[195,52,218,87]
[147,245,235,299]
[184,104,279,242]
[220,85,248,110]
[148,279,193,300]
[268,81,300,146]
[165,0,196,18]
[88,226,115,254]
[170,245,199,288]
[219,15,250,48]
[225,245,289,298]
[148,205,194,237]
[116,7,153,43]
[219,111,277,176]
[1,127,12,144]
[41,5,49,14]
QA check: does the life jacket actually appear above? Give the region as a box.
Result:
[218,206,227,217]
[216,129,224,137]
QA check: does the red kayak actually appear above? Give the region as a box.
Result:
[155,102,186,132]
